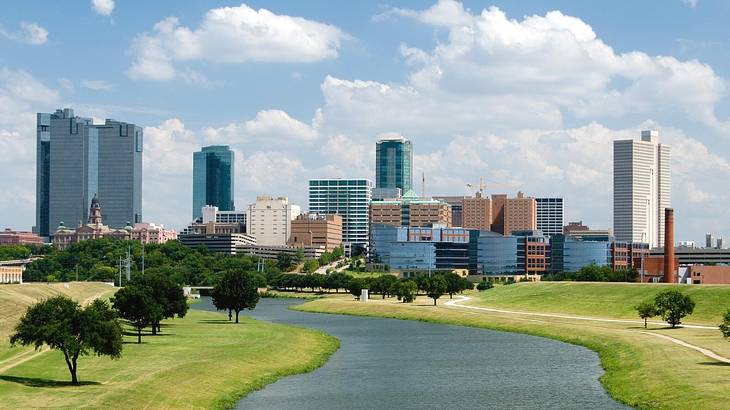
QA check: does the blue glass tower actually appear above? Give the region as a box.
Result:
[193,146,235,219]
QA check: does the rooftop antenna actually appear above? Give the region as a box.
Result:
[422,172,425,198]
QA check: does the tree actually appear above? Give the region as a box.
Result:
[212,270,260,323]
[654,290,695,328]
[347,278,366,299]
[635,300,657,328]
[302,259,319,274]
[423,276,447,306]
[112,285,159,343]
[134,273,188,335]
[719,309,730,339]
[10,296,122,384]
[398,280,418,303]
[476,281,493,291]
[371,275,398,299]
[443,273,466,298]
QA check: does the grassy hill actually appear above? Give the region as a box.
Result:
[472,282,730,325]
[0,283,338,409]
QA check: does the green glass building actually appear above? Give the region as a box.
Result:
[375,135,412,194]
[193,145,234,219]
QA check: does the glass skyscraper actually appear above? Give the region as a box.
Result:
[193,146,235,220]
[35,108,143,238]
[375,135,412,194]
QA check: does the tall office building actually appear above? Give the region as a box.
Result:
[536,197,564,236]
[308,179,372,253]
[462,193,492,231]
[613,130,671,248]
[246,196,300,246]
[35,108,143,238]
[433,196,465,227]
[375,135,412,195]
[193,145,234,220]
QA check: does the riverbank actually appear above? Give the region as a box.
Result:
[0,283,339,409]
[295,284,730,409]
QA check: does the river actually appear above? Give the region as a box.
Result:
[194,297,625,409]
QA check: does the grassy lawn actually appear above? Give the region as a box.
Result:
[295,285,730,410]
[344,270,391,278]
[471,282,730,325]
[0,283,339,409]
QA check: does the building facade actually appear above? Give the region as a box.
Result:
[183,205,246,235]
[0,229,44,245]
[246,196,300,246]
[550,234,612,273]
[52,195,133,250]
[375,135,412,194]
[433,196,465,227]
[563,221,590,235]
[370,190,452,228]
[129,223,177,244]
[308,179,372,253]
[179,233,256,254]
[503,192,537,235]
[461,193,492,230]
[536,197,564,236]
[193,145,234,220]
[613,130,671,248]
[36,108,142,238]
[288,213,342,252]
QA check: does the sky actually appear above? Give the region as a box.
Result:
[1,0,730,243]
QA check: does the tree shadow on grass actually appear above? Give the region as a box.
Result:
[0,375,100,388]
[198,319,237,325]
[698,361,730,367]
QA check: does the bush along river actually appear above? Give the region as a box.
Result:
[194,297,626,410]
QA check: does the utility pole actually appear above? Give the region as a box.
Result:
[118,256,122,287]
[125,245,131,281]
[75,264,78,282]
[141,243,145,276]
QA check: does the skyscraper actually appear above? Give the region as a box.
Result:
[375,135,412,196]
[308,178,372,253]
[536,197,564,236]
[193,145,234,220]
[613,130,671,248]
[35,108,143,238]
[246,196,300,246]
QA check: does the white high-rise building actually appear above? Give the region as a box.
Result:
[308,179,372,253]
[246,196,300,246]
[613,130,671,248]
[536,197,564,236]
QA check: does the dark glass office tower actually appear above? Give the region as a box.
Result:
[193,145,235,219]
[35,108,143,238]
[375,136,412,194]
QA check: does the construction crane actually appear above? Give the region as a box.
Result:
[466,177,508,196]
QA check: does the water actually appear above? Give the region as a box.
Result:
[194,297,626,409]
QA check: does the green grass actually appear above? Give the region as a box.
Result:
[473,282,730,325]
[343,270,391,278]
[0,283,339,409]
[295,287,730,410]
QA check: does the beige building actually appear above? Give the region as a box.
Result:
[0,266,23,284]
[462,193,492,230]
[52,196,132,250]
[370,190,451,228]
[503,192,537,235]
[288,213,343,252]
[130,223,177,244]
[246,196,300,246]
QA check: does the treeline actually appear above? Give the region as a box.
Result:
[0,244,53,261]
[542,264,639,282]
[271,271,474,306]
[22,239,286,285]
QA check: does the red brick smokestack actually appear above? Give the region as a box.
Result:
[663,208,675,283]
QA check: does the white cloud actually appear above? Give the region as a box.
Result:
[682,0,699,8]
[127,4,345,82]
[80,79,114,91]
[0,22,48,45]
[202,109,317,144]
[91,0,115,16]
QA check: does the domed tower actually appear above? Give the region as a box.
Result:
[89,194,102,225]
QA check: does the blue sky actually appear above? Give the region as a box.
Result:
[1,0,729,244]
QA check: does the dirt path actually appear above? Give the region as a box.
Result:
[444,296,717,330]
[444,296,730,364]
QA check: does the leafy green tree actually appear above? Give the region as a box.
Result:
[654,290,695,328]
[10,296,122,384]
[371,275,399,298]
[277,253,293,271]
[719,309,730,339]
[0,244,32,260]
[636,300,657,328]
[423,276,447,306]
[134,273,188,334]
[443,273,467,298]
[398,280,418,303]
[347,278,366,299]
[302,259,319,274]
[211,270,260,323]
[476,281,493,291]
[112,285,159,343]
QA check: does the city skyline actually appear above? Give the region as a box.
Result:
[2,1,730,243]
